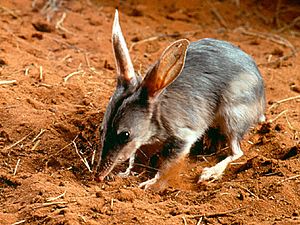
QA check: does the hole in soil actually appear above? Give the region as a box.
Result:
[281,146,299,160]
[0,176,21,188]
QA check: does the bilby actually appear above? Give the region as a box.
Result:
[96,10,265,189]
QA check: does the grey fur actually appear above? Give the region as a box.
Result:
[96,21,265,187]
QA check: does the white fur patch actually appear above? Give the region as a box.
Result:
[176,127,200,156]
[178,127,198,142]
[230,72,259,96]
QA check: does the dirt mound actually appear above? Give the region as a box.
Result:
[1,0,300,224]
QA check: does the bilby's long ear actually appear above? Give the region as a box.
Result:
[112,10,137,88]
[142,39,190,98]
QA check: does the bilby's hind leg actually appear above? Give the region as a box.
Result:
[199,136,243,182]
[199,103,259,182]
[204,127,227,154]
[190,127,226,157]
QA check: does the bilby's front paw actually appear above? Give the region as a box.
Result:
[139,177,159,190]
[139,173,167,191]
[118,169,131,178]
[198,166,224,183]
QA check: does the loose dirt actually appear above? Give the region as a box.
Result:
[1,0,300,224]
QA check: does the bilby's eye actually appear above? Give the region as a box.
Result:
[117,131,130,144]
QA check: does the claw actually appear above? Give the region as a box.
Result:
[198,166,223,183]
[118,154,135,178]
[118,169,131,178]
[139,173,161,190]
[139,178,158,190]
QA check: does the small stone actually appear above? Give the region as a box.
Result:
[274,124,283,131]
[129,8,143,17]
[237,192,244,200]
[96,191,103,198]
[290,84,300,93]
[0,58,7,67]
[32,21,54,33]
[32,33,43,40]
[292,210,299,217]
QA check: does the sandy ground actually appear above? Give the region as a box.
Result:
[1,0,300,224]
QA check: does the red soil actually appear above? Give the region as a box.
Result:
[1,0,300,224]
